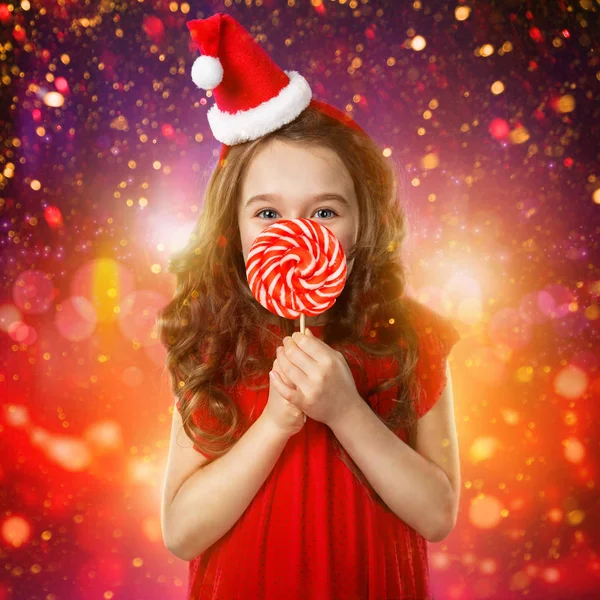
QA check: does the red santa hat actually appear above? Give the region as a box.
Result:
[186,13,367,168]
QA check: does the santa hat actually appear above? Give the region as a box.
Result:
[186,13,367,167]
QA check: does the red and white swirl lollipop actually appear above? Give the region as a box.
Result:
[245,218,347,332]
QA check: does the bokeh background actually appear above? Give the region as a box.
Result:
[1,0,599,598]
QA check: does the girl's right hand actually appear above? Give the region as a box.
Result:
[263,358,307,438]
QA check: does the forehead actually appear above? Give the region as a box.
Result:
[240,140,354,199]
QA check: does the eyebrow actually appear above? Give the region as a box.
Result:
[244,193,350,210]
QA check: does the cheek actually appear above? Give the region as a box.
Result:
[346,258,355,276]
[337,232,355,256]
[238,224,249,262]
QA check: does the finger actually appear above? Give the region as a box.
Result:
[291,332,333,372]
[281,337,318,377]
[274,358,297,389]
[277,345,309,387]
[294,330,331,356]
[269,369,295,401]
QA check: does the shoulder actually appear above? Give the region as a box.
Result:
[403,297,461,418]
[403,297,461,354]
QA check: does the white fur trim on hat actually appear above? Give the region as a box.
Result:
[206,70,313,145]
[191,55,224,90]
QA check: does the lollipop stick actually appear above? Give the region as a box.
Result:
[300,313,307,423]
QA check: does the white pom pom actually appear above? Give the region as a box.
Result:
[191,55,224,90]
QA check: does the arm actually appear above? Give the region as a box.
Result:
[162,409,290,561]
[329,361,459,543]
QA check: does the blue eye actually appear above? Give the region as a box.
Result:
[255,208,338,220]
[314,208,336,219]
[255,209,278,220]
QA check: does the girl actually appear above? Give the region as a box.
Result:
[160,13,461,600]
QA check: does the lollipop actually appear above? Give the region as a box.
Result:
[245,218,347,334]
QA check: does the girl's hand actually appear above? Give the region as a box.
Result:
[263,358,307,438]
[273,329,361,428]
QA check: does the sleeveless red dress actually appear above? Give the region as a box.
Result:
[175,303,461,599]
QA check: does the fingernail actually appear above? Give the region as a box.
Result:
[269,371,275,380]
[306,328,312,336]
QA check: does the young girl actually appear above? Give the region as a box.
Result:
[160,13,461,600]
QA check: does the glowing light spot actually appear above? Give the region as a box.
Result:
[529,27,544,43]
[143,15,165,42]
[142,517,163,543]
[161,123,175,138]
[83,420,123,452]
[69,258,135,324]
[547,508,563,523]
[470,437,499,463]
[12,269,55,315]
[411,36,426,51]
[556,94,576,113]
[43,91,65,107]
[491,81,504,95]
[489,118,510,139]
[501,409,520,425]
[118,289,169,350]
[421,152,439,170]
[0,304,22,334]
[509,126,530,144]
[563,437,585,464]
[553,365,588,399]
[566,509,585,526]
[46,437,93,471]
[1,516,32,548]
[542,567,560,583]
[480,44,495,57]
[4,403,30,428]
[479,557,497,574]
[110,115,129,131]
[430,551,452,570]
[469,495,505,529]
[510,571,532,590]
[55,296,97,342]
[54,76,69,94]
[455,6,471,20]
[516,365,534,383]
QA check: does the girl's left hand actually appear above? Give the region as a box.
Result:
[273,329,361,428]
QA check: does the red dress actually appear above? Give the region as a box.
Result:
[175,304,461,600]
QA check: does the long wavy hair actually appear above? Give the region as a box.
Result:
[157,103,428,508]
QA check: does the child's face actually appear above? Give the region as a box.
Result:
[238,139,359,287]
